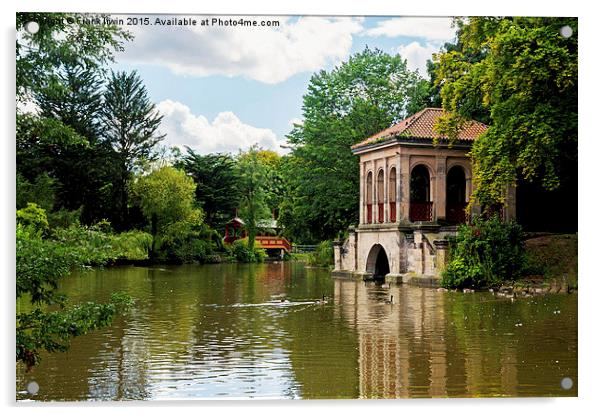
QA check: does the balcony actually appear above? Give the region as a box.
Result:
[410,201,433,222]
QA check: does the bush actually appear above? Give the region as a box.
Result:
[51,221,152,265]
[307,240,334,267]
[441,216,524,288]
[226,239,268,263]
[16,203,49,234]
[155,220,215,263]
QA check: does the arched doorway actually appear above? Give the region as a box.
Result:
[366,244,390,279]
[410,165,432,222]
[446,165,467,224]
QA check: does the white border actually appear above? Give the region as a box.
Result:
[2,1,599,414]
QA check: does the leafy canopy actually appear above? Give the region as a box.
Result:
[282,47,429,242]
[435,17,577,206]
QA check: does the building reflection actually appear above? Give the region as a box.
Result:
[333,279,520,398]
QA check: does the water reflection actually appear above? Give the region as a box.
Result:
[334,279,577,398]
[16,263,576,400]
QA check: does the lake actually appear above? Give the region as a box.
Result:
[16,262,577,400]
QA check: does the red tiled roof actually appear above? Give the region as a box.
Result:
[351,108,488,150]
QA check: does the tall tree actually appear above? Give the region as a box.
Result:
[17,13,131,225]
[101,70,165,229]
[237,146,271,250]
[282,47,429,242]
[434,17,577,207]
[31,63,123,224]
[177,148,241,230]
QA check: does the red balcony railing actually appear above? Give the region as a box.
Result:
[410,202,433,222]
[367,204,372,224]
[378,203,384,223]
[389,202,396,222]
[446,203,467,224]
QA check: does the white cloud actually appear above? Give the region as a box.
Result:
[365,17,456,42]
[288,118,303,127]
[118,15,364,84]
[396,41,440,78]
[157,99,285,154]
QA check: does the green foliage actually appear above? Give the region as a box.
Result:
[47,207,82,229]
[441,217,525,288]
[16,203,49,234]
[51,220,152,265]
[307,241,334,267]
[131,166,212,263]
[227,239,267,263]
[131,166,200,233]
[282,47,429,242]
[156,218,215,264]
[16,172,56,212]
[17,292,132,369]
[177,149,242,229]
[435,17,577,206]
[15,12,139,369]
[237,146,272,250]
[16,224,134,368]
[101,70,165,228]
[16,12,131,101]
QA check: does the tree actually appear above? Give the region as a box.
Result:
[101,70,165,229]
[434,17,577,207]
[177,148,241,230]
[237,146,272,250]
[282,47,429,242]
[16,212,131,370]
[17,13,132,226]
[16,13,131,101]
[130,166,204,259]
[15,12,134,369]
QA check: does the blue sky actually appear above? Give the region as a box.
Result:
[111,16,456,154]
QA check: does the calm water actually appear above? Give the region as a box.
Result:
[16,262,577,400]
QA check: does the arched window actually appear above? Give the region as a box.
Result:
[389,167,397,222]
[377,170,384,223]
[366,171,373,224]
[410,164,432,222]
[446,165,467,224]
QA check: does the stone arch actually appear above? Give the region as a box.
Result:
[366,244,390,278]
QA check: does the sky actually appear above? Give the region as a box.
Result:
[111,15,458,155]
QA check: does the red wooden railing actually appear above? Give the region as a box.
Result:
[367,204,372,224]
[446,203,467,224]
[410,202,433,222]
[389,202,396,222]
[255,236,292,252]
[378,203,384,223]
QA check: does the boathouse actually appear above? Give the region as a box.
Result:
[332,108,516,285]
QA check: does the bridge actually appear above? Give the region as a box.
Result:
[254,235,292,252]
